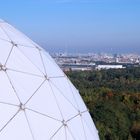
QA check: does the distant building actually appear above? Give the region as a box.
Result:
[61,64,94,72]
[115,57,119,63]
[63,67,93,72]
[96,65,125,70]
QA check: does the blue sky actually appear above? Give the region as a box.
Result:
[0,0,140,53]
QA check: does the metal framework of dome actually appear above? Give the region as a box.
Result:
[0,19,99,140]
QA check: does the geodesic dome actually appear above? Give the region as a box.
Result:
[0,19,99,140]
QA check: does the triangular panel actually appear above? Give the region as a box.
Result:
[67,115,86,140]
[26,80,63,121]
[49,82,78,121]
[7,70,45,104]
[18,45,46,74]
[0,26,10,41]
[50,77,78,110]
[0,111,33,140]
[51,126,66,140]
[81,112,99,139]
[0,23,35,47]
[0,104,18,131]
[41,51,65,77]
[0,40,12,65]
[68,80,87,112]
[6,46,43,76]
[0,71,19,104]
[26,109,62,140]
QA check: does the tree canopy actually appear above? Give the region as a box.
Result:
[67,67,140,140]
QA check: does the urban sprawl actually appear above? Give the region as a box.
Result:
[52,53,140,71]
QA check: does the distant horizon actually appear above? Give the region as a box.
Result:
[0,0,140,55]
[42,45,140,55]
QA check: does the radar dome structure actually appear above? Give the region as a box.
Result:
[0,19,99,140]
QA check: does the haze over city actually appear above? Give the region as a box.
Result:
[0,0,140,53]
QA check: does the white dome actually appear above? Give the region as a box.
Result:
[0,20,99,140]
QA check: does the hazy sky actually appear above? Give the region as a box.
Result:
[0,0,140,53]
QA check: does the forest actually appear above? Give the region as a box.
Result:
[66,67,140,140]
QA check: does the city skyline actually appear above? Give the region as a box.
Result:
[0,0,140,53]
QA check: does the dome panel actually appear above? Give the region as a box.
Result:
[0,23,35,47]
[26,80,63,121]
[0,111,33,140]
[81,117,96,140]
[26,109,62,140]
[65,128,75,140]
[0,104,18,131]
[82,112,99,138]
[0,19,99,140]
[68,80,87,112]
[50,77,79,110]
[18,45,46,74]
[67,115,86,140]
[49,82,79,121]
[0,72,19,104]
[6,70,45,104]
[0,40,12,65]
[41,51,65,77]
[6,46,43,76]
[0,26,10,41]
[51,126,66,140]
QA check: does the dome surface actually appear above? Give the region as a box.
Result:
[0,19,99,140]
